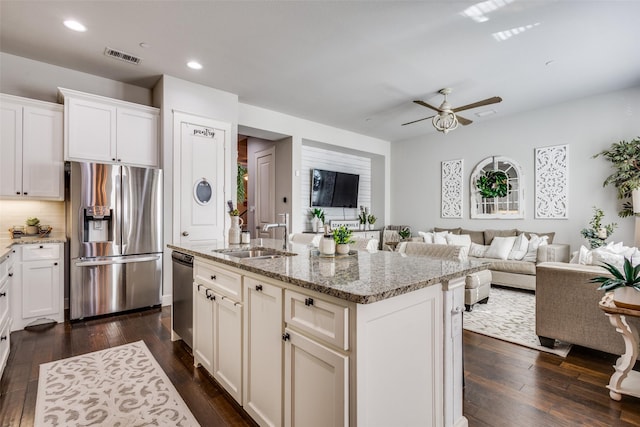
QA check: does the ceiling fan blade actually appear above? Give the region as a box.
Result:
[401,115,435,126]
[457,115,473,126]
[413,100,442,113]
[452,96,502,113]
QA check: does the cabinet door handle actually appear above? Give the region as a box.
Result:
[255,284,263,291]
[112,158,116,161]
[210,275,217,281]
[182,231,189,236]
[117,159,121,162]
[282,333,290,341]
[304,297,314,307]
[0,292,6,297]
[16,191,21,195]
[39,245,44,249]
[8,273,13,277]
[0,336,6,341]
[54,262,58,266]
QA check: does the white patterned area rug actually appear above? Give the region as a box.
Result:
[463,286,572,358]
[35,340,200,426]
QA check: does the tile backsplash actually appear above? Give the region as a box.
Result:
[0,200,65,236]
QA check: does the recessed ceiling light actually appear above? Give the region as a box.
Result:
[187,61,203,70]
[63,20,86,32]
[475,109,497,117]
[139,42,150,49]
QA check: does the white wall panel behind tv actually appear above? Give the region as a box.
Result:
[301,145,371,230]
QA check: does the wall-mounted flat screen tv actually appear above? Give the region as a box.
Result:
[311,169,360,208]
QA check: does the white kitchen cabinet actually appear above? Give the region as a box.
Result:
[243,277,283,427]
[11,243,64,331]
[0,250,14,379]
[193,260,243,404]
[0,94,64,200]
[59,88,159,167]
[283,327,349,427]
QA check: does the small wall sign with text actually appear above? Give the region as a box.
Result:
[192,126,216,138]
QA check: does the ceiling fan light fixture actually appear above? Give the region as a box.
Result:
[432,111,458,134]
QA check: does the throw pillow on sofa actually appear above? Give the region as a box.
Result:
[419,230,450,244]
[469,242,490,257]
[485,236,518,260]
[522,234,549,262]
[445,233,472,250]
[508,233,529,260]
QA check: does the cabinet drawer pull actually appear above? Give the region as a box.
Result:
[304,297,314,307]
[255,284,263,291]
[282,333,290,341]
[210,275,217,280]
[112,158,116,161]
[54,262,58,266]
[0,292,6,297]
[16,191,21,195]
[23,192,28,195]
[39,245,44,249]
[0,336,6,341]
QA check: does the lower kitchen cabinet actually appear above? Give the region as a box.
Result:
[11,243,64,331]
[193,260,243,404]
[0,249,14,379]
[243,278,284,427]
[283,328,349,427]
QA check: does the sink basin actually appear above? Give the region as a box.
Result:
[213,247,296,260]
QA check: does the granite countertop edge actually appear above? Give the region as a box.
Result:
[0,234,68,258]
[168,242,488,305]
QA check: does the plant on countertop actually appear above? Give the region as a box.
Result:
[332,225,355,245]
[367,214,377,225]
[590,257,640,292]
[398,226,411,240]
[476,170,511,198]
[26,217,40,226]
[593,136,640,218]
[580,206,617,249]
[358,210,368,225]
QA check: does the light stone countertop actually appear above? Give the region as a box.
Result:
[0,233,68,258]
[168,238,488,304]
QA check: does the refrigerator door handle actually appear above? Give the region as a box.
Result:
[75,255,161,267]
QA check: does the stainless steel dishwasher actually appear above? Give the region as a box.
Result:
[172,251,194,349]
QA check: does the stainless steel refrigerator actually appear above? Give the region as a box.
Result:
[68,162,163,320]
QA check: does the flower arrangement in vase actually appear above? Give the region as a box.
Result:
[580,206,617,249]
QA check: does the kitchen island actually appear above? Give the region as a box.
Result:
[168,239,487,427]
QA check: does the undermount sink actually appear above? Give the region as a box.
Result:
[213,247,296,260]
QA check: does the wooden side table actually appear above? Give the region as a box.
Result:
[599,293,640,401]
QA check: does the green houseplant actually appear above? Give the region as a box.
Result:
[580,206,617,249]
[590,257,640,310]
[309,208,325,232]
[25,217,40,235]
[333,225,354,255]
[593,137,640,217]
[367,214,377,230]
[398,226,411,241]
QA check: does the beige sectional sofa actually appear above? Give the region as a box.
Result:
[426,227,570,290]
[536,262,640,355]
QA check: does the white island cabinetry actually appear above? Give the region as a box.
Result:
[59,88,159,167]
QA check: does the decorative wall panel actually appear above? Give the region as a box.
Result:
[535,144,569,219]
[441,159,463,218]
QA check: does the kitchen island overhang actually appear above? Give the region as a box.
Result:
[168,238,485,427]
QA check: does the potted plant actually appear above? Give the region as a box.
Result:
[398,226,411,241]
[367,214,377,230]
[310,208,325,232]
[580,206,617,248]
[590,257,640,310]
[358,210,368,230]
[25,217,40,235]
[333,225,354,255]
[593,137,640,217]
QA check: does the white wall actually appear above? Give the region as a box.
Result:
[0,52,151,105]
[239,103,391,233]
[390,86,640,252]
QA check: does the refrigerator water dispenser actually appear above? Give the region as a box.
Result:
[83,206,113,243]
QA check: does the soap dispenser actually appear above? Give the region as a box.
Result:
[320,225,335,256]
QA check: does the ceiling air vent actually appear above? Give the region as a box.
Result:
[104,47,141,65]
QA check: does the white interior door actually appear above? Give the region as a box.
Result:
[178,119,225,244]
[255,147,275,239]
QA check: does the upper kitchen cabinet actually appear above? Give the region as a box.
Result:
[0,94,64,200]
[58,88,160,168]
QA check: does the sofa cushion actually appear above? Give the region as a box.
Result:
[476,257,537,275]
[485,236,517,260]
[445,233,472,250]
[434,227,461,235]
[460,229,485,245]
[484,229,517,245]
[508,233,529,260]
[518,230,555,244]
[469,242,490,257]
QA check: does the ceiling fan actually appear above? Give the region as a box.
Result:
[402,88,502,134]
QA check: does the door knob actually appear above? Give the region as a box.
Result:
[182,231,189,236]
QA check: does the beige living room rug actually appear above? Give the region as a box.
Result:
[35,340,200,426]
[463,286,572,358]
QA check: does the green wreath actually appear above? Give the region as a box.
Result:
[476,170,511,198]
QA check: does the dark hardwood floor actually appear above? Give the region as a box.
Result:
[1,306,639,426]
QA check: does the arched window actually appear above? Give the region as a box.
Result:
[470,156,524,219]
